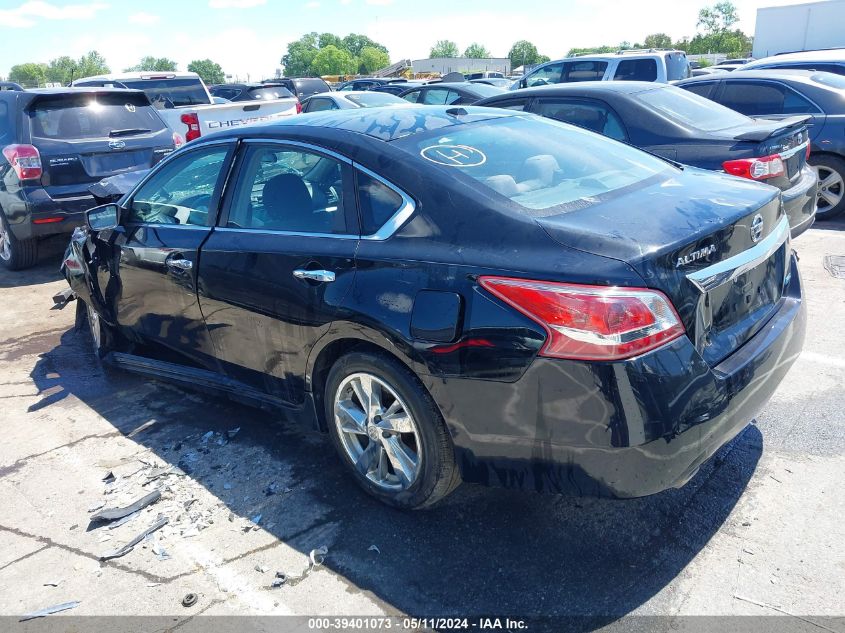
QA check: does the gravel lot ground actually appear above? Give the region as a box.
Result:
[0,220,843,631]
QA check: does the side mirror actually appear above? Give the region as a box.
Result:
[86,204,121,231]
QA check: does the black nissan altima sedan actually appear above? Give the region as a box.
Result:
[63,106,806,509]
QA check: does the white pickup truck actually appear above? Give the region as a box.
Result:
[72,71,299,142]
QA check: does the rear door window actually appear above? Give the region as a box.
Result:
[120,78,210,109]
[401,90,421,103]
[28,93,167,140]
[422,89,458,105]
[681,81,718,99]
[304,97,338,112]
[665,53,692,80]
[562,61,608,82]
[213,87,241,101]
[490,99,530,111]
[614,59,658,81]
[533,98,628,141]
[718,81,819,115]
[525,63,564,87]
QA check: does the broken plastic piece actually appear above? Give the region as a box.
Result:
[227,427,241,439]
[102,471,115,484]
[100,517,168,561]
[200,431,214,444]
[271,574,287,588]
[368,544,380,554]
[90,491,161,523]
[309,546,328,567]
[20,601,80,621]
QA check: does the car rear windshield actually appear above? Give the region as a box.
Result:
[247,86,294,100]
[466,83,506,98]
[636,86,751,132]
[28,93,167,140]
[294,79,330,94]
[396,115,671,213]
[120,78,210,108]
[345,92,405,107]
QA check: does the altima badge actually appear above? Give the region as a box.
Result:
[677,244,716,267]
[108,139,126,150]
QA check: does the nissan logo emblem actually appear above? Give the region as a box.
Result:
[750,214,764,243]
[108,140,126,150]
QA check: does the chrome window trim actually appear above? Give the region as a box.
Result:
[241,138,352,164]
[213,226,358,239]
[687,215,790,293]
[353,163,416,241]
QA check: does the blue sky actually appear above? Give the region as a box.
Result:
[0,0,800,79]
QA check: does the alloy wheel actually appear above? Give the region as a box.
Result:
[0,221,10,261]
[814,165,844,212]
[333,372,422,491]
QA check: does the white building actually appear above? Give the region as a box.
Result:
[411,57,511,75]
[753,0,845,58]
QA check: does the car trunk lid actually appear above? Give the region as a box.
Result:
[537,167,791,366]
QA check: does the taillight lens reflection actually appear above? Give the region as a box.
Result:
[479,276,686,361]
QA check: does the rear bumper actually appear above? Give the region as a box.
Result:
[782,165,817,238]
[4,188,95,240]
[424,253,805,498]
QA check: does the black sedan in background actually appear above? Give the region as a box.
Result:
[64,107,805,509]
[677,70,845,219]
[478,82,818,236]
[372,81,425,96]
[209,83,295,102]
[398,81,505,105]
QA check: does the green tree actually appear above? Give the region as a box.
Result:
[644,33,673,49]
[342,33,388,57]
[8,63,46,87]
[463,43,491,58]
[45,56,76,84]
[429,40,459,58]
[566,45,617,56]
[126,56,178,72]
[687,1,751,55]
[508,40,547,68]
[311,45,356,76]
[282,32,320,77]
[318,32,344,50]
[358,46,390,74]
[76,50,110,78]
[188,59,225,85]
[698,1,739,33]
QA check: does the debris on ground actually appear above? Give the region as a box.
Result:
[42,580,62,587]
[181,593,198,608]
[101,471,116,484]
[368,545,380,554]
[255,564,269,573]
[200,431,214,444]
[152,542,171,561]
[100,516,168,560]
[271,572,287,588]
[90,491,161,523]
[227,427,241,440]
[310,546,328,567]
[19,601,81,621]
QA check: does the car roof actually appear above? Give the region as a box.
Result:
[748,49,845,66]
[481,80,662,99]
[680,68,836,84]
[201,104,517,142]
[75,71,201,82]
[541,50,686,64]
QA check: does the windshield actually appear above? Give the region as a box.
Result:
[346,92,406,107]
[247,87,294,100]
[121,78,211,109]
[396,115,671,213]
[29,93,166,140]
[636,85,751,132]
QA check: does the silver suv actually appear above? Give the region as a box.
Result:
[512,50,691,90]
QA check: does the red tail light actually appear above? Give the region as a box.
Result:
[806,143,812,160]
[295,100,302,114]
[723,154,785,180]
[180,113,201,142]
[479,277,685,361]
[2,144,42,180]
[172,132,185,149]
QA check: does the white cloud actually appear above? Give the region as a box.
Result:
[0,1,110,28]
[128,11,160,25]
[208,0,266,8]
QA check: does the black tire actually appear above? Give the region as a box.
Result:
[0,213,39,271]
[76,299,115,359]
[324,351,461,509]
[809,154,845,220]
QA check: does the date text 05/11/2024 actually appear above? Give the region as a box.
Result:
[306,617,529,630]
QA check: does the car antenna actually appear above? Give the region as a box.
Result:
[445,107,468,116]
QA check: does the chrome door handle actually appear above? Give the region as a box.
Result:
[166,258,193,272]
[293,269,335,283]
